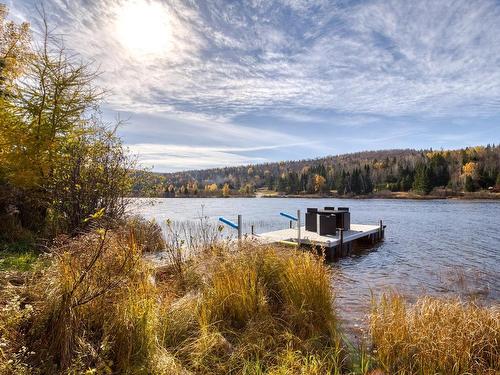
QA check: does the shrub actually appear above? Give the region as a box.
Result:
[186,244,343,374]
[25,227,156,373]
[0,234,346,374]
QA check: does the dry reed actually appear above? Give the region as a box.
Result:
[370,294,500,374]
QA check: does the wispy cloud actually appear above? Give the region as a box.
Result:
[128,142,315,171]
[13,0,500,119]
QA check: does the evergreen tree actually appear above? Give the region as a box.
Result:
[276,174,288,192]
[429,154,450,187]
[413,164,432,194]
[364,165,374,193]
[287,172,300,194]
[351,168,363,195]
[465,175,475,192]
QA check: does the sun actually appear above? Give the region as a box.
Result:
[115,0,171,57]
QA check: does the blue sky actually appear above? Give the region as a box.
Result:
[9,0,500,172]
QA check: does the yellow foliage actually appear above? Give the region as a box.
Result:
[313,174,326,193]
[0,5,32,89]
[462,161,477,176]
[205,183,218,192]
[222,183,230,197]
[426,151,445,159]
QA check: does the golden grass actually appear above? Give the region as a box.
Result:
[1,221,499,374]
[370,294,500,374]
[161,243,344,374]
[11,227,159,374]
[124,215,165,253]
[0,228,345,374]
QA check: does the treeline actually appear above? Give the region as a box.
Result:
[134,146,500,197]
[0,6,132,242]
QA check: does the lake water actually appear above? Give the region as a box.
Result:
[130,197,500,337]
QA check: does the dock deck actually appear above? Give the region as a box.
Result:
[259,224,381,248]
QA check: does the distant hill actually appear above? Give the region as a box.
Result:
[132,145,500,197]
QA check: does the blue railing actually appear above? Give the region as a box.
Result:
[218,217,238,229]
[279,212,298,221]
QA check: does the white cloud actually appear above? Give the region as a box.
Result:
[127,142,314,171]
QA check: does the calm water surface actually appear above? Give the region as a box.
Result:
[130,198,500,336]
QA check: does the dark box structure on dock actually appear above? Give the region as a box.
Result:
[305,207,351,235]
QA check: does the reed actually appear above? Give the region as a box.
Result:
[124,215,165,253]
[173,243,345,374]
[370,294,500,374]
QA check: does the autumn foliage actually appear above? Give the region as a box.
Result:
[0,6,133,239]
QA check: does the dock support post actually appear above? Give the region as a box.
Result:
[251,224,254,236]
[379,219,383,240]
[339,228,344,256]
[297,209,301,246]
[238,215,242,241]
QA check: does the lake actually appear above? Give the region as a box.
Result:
[130,197,500,337]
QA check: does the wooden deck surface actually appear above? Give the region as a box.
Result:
[258,224,380,248]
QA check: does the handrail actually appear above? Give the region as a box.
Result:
[218,217,238,229]
[218,216,242,239]
[279,212,298,221]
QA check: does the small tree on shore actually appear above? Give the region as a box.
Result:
[222,183,230,197]
[0,7,133,237]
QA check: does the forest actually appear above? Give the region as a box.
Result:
[133,146,500,197]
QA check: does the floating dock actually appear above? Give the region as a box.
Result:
[218,208,386,260]
[258,223,385,259]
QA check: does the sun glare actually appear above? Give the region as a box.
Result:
[115,0,171,57]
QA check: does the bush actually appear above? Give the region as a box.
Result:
[23,227,156,373]
[186,244,343,374]
[0,233,345,374]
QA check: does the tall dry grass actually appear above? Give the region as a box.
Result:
[0,222,344,374]
[2,218,499,374]
[1,226,159,374]
[124,215,165,253]
[165,243,344,374]
[370,294,500,374]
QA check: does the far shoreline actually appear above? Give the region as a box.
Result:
[132,191,500,201]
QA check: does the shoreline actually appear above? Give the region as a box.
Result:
[260,192,500,200]
[132,192,500,200]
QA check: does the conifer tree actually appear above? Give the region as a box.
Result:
[413,164,432,194]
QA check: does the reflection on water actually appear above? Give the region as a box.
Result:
[130,197,500,335]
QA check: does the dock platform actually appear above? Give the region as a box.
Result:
[258,223,385,259]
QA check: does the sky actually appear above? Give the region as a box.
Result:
[8,0,500,172]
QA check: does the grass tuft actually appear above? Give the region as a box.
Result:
[370,294,500,374]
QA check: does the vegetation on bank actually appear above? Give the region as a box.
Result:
[134,146,500,198]
[0,220,498,374]
[370,295,500,374]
